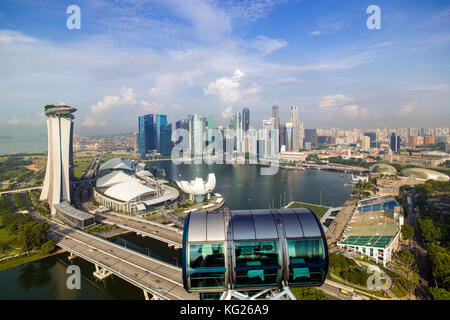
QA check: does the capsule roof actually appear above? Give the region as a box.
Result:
[186,209,322,243]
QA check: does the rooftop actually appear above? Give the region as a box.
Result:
[54,201,94,221]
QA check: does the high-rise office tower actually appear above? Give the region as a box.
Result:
[272,105,280,152]
[235,112,243,153]
[390,132,401,153]
[193,114,206,157]
[40,104,77,215]
[262,118,275,156]
[155,114,172,156]
[285,122,293,151]
[361,136,371,152]
[207,114,216,146]
[364,131,377,148]
[242,107,250,132]
[279,123,286,150]
[138,114,155,157]
[304,129,318,148]
[290,106,300,151]
[156,114,167,152]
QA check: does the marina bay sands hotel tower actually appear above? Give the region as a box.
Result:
[40,104,77,215]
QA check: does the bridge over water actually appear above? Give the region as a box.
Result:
[30,211,198,300]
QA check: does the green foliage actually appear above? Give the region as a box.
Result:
[13,193,27,211]
[395,249,420,296]
[0,156,33,181]
[428,244,450,291]
[0,241,10,254]
[39,239,56,254]
[418,217,441,244]
[328,156,371,168]
[291,287,328,300]
[401,224,414,240]
[429,287,450,300]
[287,202,329,218]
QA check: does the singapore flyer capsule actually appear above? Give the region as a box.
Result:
[182,208,328,292]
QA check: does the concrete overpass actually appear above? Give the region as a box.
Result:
[30,211,198,300]
[0,186,42,196]
[94,211,182,248]
[302,163,368,173]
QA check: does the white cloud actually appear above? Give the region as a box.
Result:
[203,69,246,104]
[310,30,322,36]
[406,84,449,91]
[82,86,158,127]
[252,35,287,56]
[319,95,370,119]
[0,30,36,44]
[221,106,234,119]
[319,94,354,110]
[340,105,370,118]
[397,104,415,117]
[7,113,45,126]
[267,77,303,85]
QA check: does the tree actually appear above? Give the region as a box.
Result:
[39,239,56,254]
[429,287,450,300]
[428,244,450,291]
[418,218,441,244]
[17,226,35,253]
[401,225,414,241]
[291,287,328,300]
[0,241,10,254]
[395,249,420,299]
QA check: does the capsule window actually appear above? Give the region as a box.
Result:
[188,243,226,290]
[189,243,225,268]
[287,238,326,285]
[234,241,280,287]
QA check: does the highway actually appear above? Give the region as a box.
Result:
[30,211,198,300]
[96,212,183,247]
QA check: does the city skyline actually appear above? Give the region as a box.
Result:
[0,0,449,142]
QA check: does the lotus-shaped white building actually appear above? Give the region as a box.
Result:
[176,173,216,202]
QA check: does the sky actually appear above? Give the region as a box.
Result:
[0,0,449,140]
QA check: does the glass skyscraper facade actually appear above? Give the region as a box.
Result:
[156,114,172,156]
[138,114,155,158]
[242,107,250,132]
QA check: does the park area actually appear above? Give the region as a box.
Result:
[287,201,330,219]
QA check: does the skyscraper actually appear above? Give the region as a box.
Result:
[156,114,167,152]
[272,105,280,152]
[364,131,377,148]
[207,114,215,146]
[290,106,300,151]
[138,114,155,157]
[40,104,76,215]
[390,132,401,153]
[242,107,250,132]
[285,122,293,151]
[235,112,243,153]
[193,114,206,157]
[304,129,318,148]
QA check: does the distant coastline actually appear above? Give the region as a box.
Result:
[0,136,47,154]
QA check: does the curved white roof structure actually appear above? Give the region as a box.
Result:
[96,171,137,188]
[99,157,134,172]
[104,180,157,202]
[176,173,216,195]
[401,168,449,181]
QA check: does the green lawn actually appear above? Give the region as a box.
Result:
[0,252,49,271]
[73,160,90,178]
[287,201,330,218]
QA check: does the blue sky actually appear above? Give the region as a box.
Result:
[0,0,449,138]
